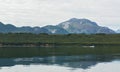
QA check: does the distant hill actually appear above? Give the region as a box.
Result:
[0,18,116,34]
[0,22,51,34]
[57,18,115,34]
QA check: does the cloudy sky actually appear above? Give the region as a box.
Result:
[0,0,120,30]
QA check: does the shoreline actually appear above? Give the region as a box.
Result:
[0,42,119,47]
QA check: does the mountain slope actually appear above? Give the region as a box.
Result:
[116,29,120,33]
[96,27,115,34]
[57,18,115,34]
[0,22,17,33]
[43,25,68,34]
[0,22,51,34]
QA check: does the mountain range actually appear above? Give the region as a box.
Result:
[0,18,116,34]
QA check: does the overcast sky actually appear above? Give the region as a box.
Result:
[0,0,120,30]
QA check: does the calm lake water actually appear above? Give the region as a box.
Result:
[0,45,120,72]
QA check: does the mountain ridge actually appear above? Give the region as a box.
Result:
[57,18,115,34]
[0,18,116,34]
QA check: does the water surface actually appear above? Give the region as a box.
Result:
[0,45,120,72]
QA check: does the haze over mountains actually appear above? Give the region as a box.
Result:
[116,29,120,33]
[0,18,117,34]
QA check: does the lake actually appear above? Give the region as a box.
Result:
[0,45,120,72]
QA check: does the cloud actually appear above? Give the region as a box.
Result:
[0,0,119,30]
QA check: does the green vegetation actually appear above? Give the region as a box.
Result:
[0,33,120,45]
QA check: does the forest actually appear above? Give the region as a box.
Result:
[0,33,119,47]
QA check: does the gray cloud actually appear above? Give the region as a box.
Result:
[0,0,120,30]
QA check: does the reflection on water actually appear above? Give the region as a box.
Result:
[0,61,120,72]
[0,45,120,72]
[0,55,120,72]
